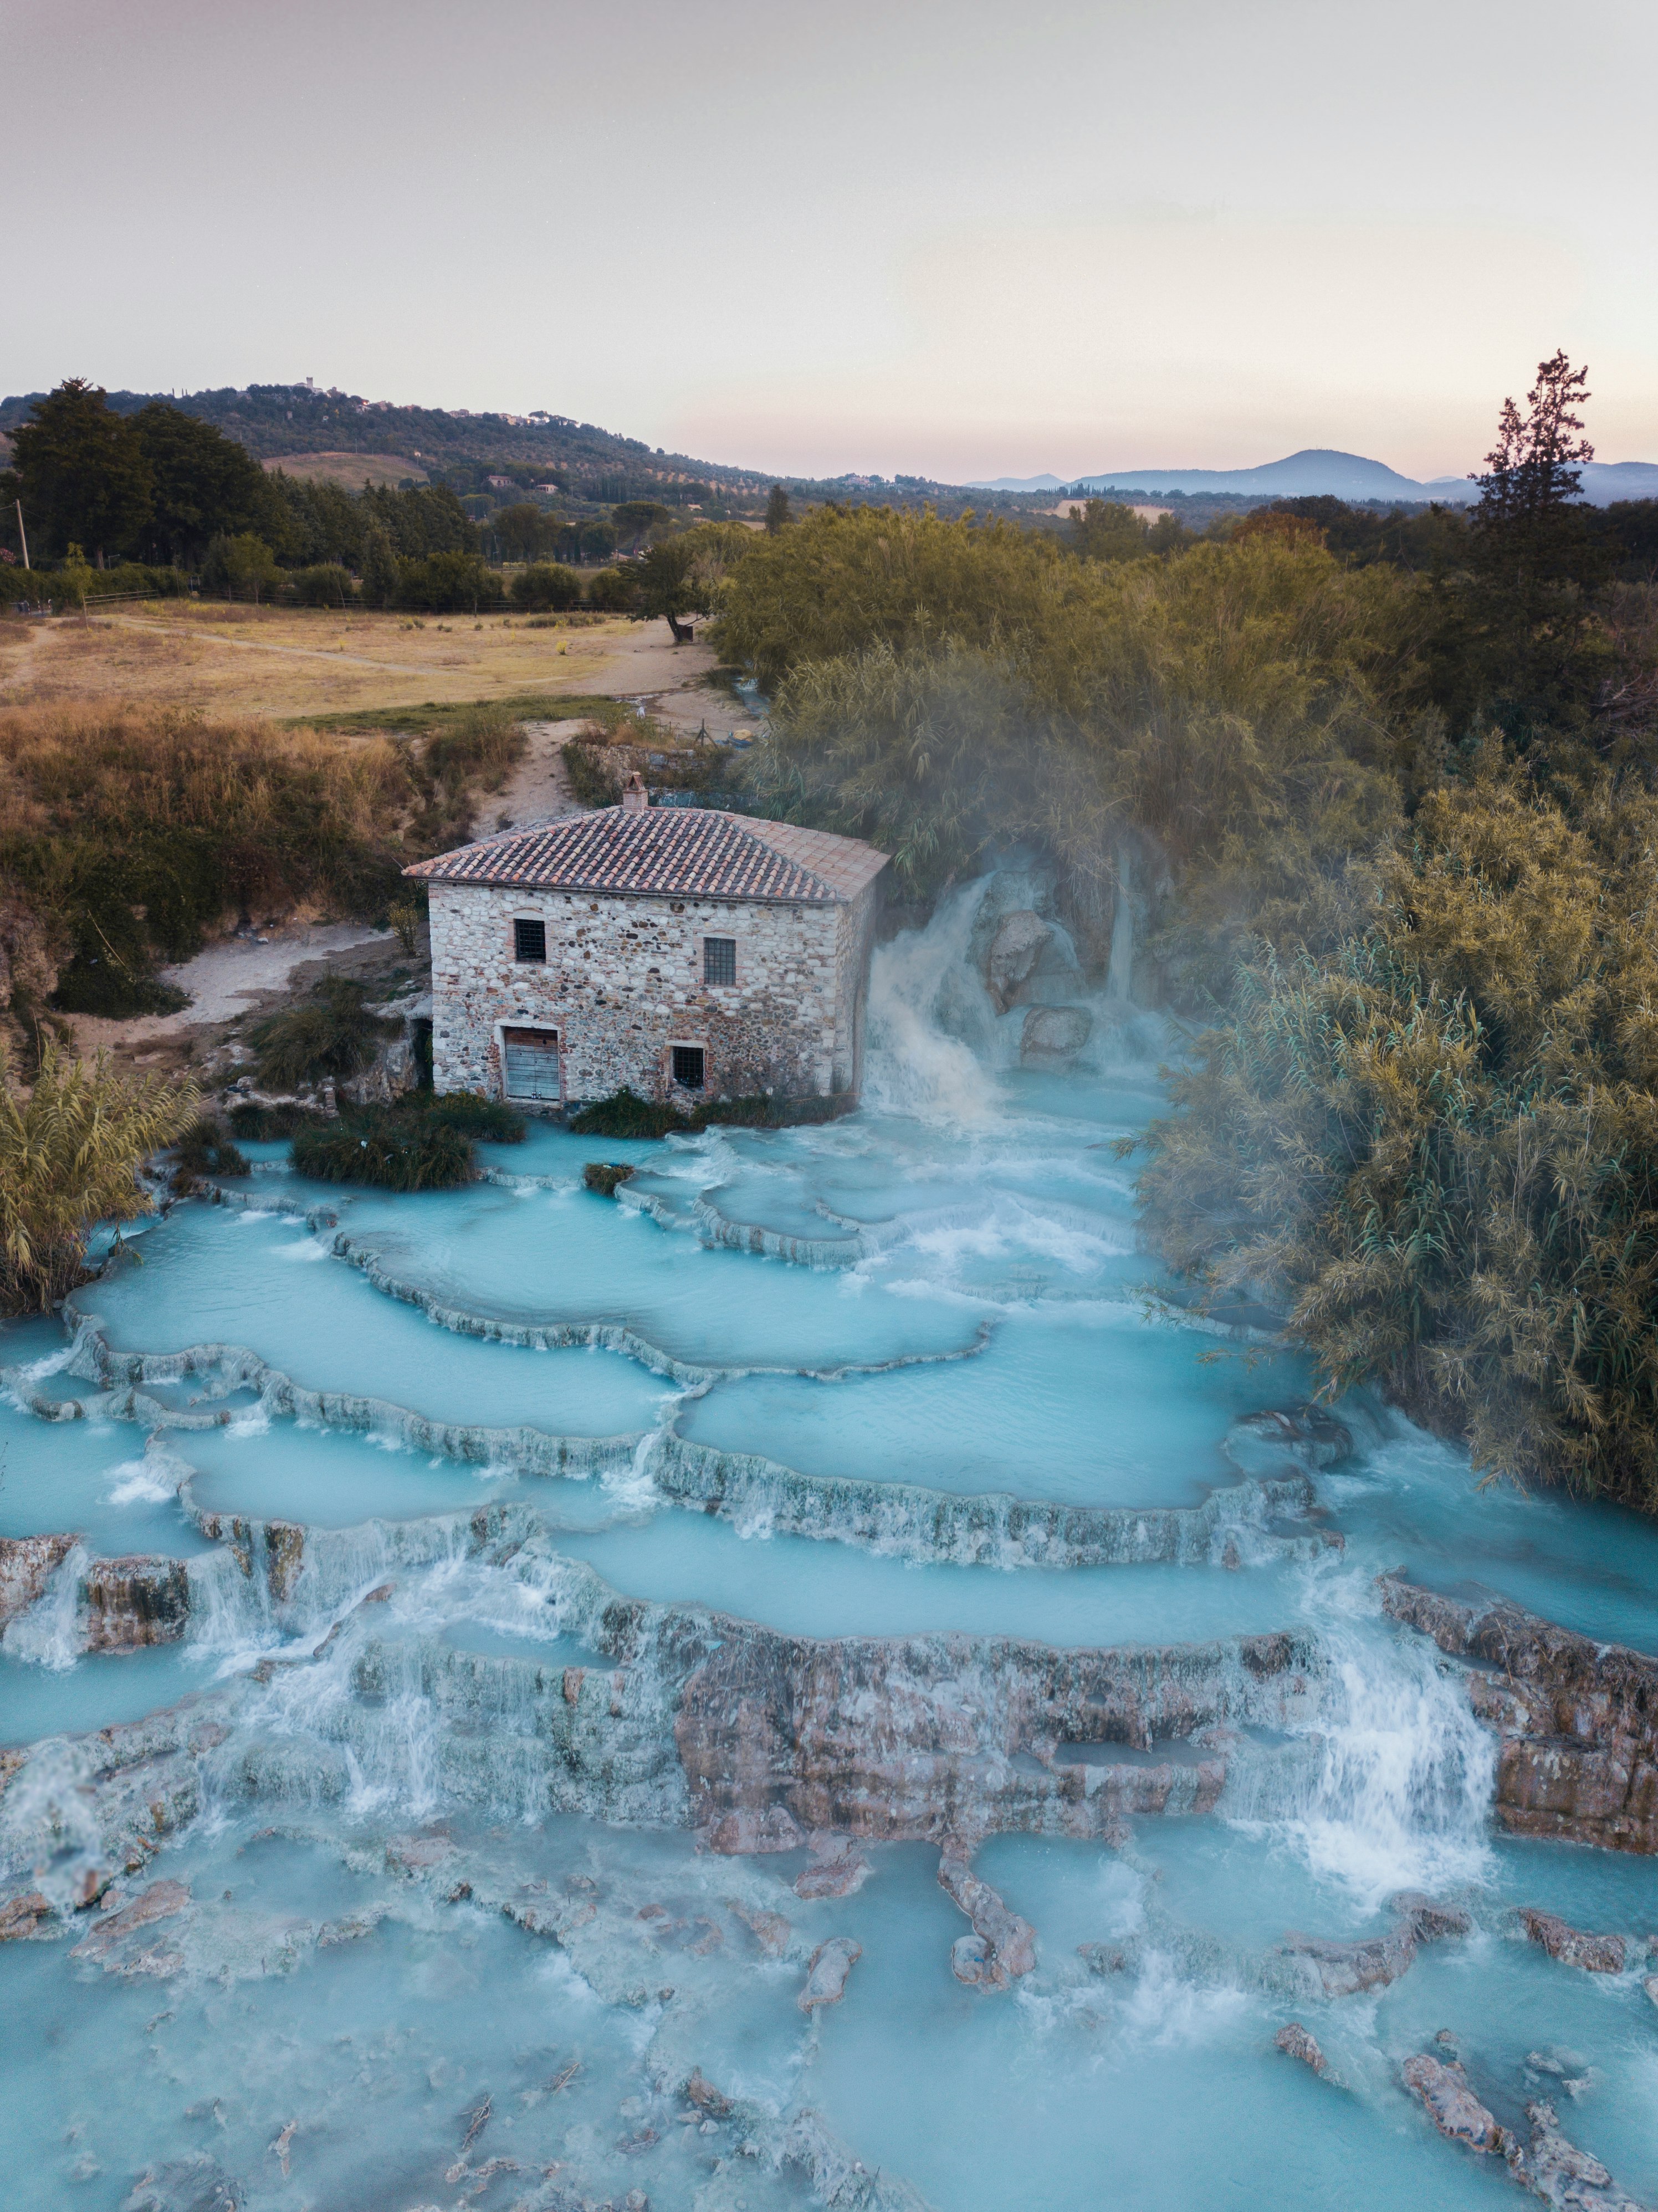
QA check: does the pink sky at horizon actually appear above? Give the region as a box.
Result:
[9,1,1655,487]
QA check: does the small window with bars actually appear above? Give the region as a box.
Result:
[514,916,547,963]
[703,936,736,986]
[672,1045,706,1090]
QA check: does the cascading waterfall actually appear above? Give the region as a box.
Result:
[1,866,1655,2212]
[863,878,1004,1118]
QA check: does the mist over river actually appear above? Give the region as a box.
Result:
[2,878,1656,2212]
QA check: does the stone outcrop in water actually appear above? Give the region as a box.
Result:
[1020,1005,1093,1065]
[938,1847,1036,1989]
[1402,2052,1506,2152]
[797,1936,862,2011]
[1273,2023,1333,2077]
[1379,1575,1658,1853]
[0,1531,77,1629]
[1403,2044,1655,2210]
[1277,1927,1418,1997]
[984,911,1053,1012]
[1516,1908,1627,1974]
[794,1838,871,1898]
[1390,1891,1474,1942]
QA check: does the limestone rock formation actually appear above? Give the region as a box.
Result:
[938,1847,1037,1990]
[1020,1004,1092,1065]
[1517,1908,1627,1974]
[1273,2022,1331,2076]
[81,1555,191,1651]
[1401,2052,1506,2153]
[673,1620,1326,1845]
[0,1531,76,1629]
[1379,1575,1658,1852]
[797,1936,861,2011]
[1278,1928,1417,1997]
[1390,1891,1474,1942]
[984,910,1053,1012]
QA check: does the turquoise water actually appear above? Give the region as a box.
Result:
[1,879,1654,2212]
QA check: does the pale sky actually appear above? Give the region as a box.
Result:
[9,0,1655,483]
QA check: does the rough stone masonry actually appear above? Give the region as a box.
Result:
[406,782,888,1110]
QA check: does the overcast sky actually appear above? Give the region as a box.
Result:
[9,0,1655,483]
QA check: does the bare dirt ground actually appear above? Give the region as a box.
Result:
[63,924,398,1072]
[0,603,764,729]
[475,719,586,836]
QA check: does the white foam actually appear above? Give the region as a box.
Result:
[106,1457,178,1506]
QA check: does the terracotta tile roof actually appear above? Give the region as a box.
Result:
[404,805,887,904]
[738,817,892,899]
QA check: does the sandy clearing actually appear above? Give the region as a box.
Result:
[63,923,393,1058]
[0,605,752,721]
[478,719,587,835]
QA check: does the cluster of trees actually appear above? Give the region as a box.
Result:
[714,353,1658,1515]
[0,384,719,611]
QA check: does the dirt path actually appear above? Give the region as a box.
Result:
[476,719,587,836]
[63,922,395,1063]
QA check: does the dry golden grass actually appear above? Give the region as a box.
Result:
[261,451,429,488]
[0,603,685,723]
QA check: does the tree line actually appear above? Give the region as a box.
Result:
[0,383,748,617]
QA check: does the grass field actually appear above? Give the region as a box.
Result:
[0,602,704,723]
[261,451,429,487]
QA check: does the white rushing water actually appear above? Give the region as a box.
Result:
[1,871,1656,2212]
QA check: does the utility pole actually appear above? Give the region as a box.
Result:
[14,500,28,569]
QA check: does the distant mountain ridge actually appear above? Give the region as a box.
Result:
[968,448,1658,508]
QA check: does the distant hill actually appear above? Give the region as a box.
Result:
[969,447,1658,508]
[1419,460,1658,507]
[0,381,776,513]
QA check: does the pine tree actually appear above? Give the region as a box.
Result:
[4,380,155,564]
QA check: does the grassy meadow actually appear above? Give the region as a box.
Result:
[0,601,668,723]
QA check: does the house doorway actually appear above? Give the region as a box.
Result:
[502,1026,562,1104]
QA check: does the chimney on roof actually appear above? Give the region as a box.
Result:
[621,771,649,814]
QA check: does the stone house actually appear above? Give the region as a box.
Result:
[405,780,889,1111]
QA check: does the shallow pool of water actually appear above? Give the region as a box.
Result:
[2,878,1653,2212]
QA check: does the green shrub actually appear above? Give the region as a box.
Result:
[421,1091,525,1141]
[1134,764,1658,1513]
[567,1087,681,1138]
[289,562,357,607]
[584,566,637,612]
[228,1100,325,1140]
[583,1161,636,1196]
[397,552,505,612]
[250,977,393,1090]
[172,1115,250,1180]
[561,739,620,808]
[512,562,584,613]
[292,1107,475,1190]
[0,1044,198,1312]
[567,1086,854,1138]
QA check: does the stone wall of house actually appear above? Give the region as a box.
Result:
[428,883,858,1107]
[832,876,883,1096]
